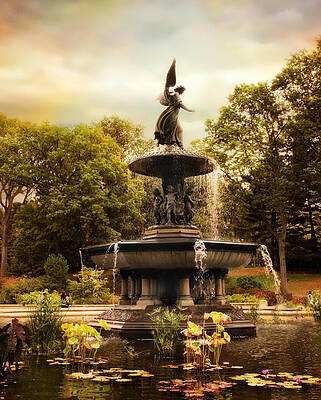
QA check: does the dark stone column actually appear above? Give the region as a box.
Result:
[213,268,228,304]
[136,270,161,306]
[119,271,131,305]
[176,270,194,306]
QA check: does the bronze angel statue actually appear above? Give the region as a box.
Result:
[154,59,194,148]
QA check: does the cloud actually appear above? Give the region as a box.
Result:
[0,0,320,145]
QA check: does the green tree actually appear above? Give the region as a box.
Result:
[272,38,321,253]
[0,115,34,276]
[204,82,300,297]
[43,253,69,291]
[11,121,146,274]
[100,115,154,160]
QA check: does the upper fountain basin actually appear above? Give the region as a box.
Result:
[128,146,216,178]
[82,239,259,271]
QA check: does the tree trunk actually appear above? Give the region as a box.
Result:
[0,219,8,277]
[307,196,318,249]
[278,213,289,298]
[278,237,288,297]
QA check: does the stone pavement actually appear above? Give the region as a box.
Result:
[0,304,113,326]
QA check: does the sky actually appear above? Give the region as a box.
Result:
[0,0,320,146]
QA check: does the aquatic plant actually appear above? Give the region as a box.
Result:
[231,370,321,390]
[157,378,235,397]
[20,290,63,353]
[0,318,31,378]
[61,319,111,362]
[148,306,186,356]
[181,311,231,368]
[308,290,321,321]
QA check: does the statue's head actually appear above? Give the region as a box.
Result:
[167,185,174,193]
[185,187,193,195]
[174,85,186,94]
[153,188,161,196]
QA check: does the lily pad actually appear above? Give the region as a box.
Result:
[92,377,110,383]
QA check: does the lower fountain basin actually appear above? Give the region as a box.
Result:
[82,238,259,271]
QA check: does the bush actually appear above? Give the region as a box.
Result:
[226,275,275,295]
[20,290,63,353]
[255,290,278,306]
[67,267,113,304]
[236,276,263,290]
[227,294,259,304]
[43,254,69,291]
[0,277,44,304]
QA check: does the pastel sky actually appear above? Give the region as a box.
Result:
[0,0,320,146]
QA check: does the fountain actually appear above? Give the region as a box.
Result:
[82,60,259,338]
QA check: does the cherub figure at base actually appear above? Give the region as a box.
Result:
[153,188,164,225]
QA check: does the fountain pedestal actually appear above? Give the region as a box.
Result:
[82,146,259,337]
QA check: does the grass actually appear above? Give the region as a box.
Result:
[229,266,321,298]
[287,273,321,282]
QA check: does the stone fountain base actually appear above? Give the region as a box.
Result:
[92,304,256,339]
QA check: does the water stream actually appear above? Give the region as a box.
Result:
[257,245,281,294]
[194,239,208,301]
[112,242,120,305]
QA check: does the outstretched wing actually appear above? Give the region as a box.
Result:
[165,58,176,88]
[158,59,177,106]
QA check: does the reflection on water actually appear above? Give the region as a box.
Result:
[2,323,321,400]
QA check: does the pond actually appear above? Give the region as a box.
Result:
[2,322,321,400]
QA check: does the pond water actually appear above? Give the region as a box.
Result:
[2,322,321,400]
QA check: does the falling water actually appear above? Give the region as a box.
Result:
[257,245,281,294]
[79,249,86,301]
[194,169,221,238]
[194,239,208,301]
[79,249,84,268]
[194,239,207,270]
[112,242,120,306]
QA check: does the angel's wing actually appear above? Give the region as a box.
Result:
[158,59,176,105]
[165,59,176,88]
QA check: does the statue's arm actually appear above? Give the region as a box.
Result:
[180,103,195,112]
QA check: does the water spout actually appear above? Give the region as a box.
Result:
[112,242,120,305]
[257,245,281,294]
[194,240,208,302]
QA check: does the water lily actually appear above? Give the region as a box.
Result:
[262,370,270,375]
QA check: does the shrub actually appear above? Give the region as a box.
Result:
[20,291,63,353]
[255,290,278,306]
[308,290,321,321]
[43,254,69,291]
[227,294,259,304]
[67,267,113,304]
[0,277,44,304]
[226,275,275,294]
[236,276,263,290]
